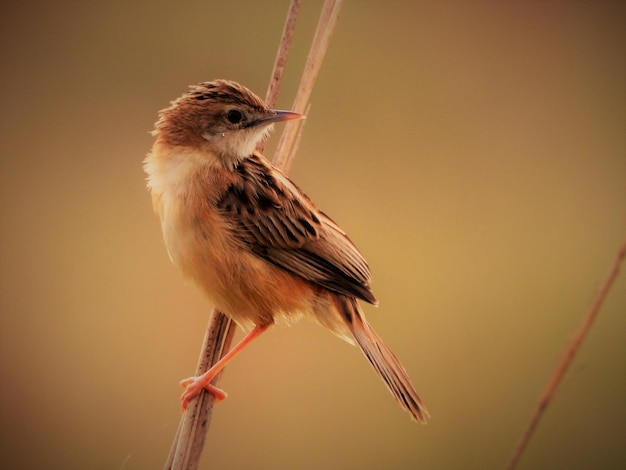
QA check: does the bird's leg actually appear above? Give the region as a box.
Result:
[180,323,271,411]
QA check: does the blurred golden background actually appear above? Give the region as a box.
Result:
[1,1,625,469]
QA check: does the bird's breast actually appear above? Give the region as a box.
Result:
[160,191,315,327]
[145,145,316,327]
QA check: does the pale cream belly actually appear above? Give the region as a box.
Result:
[164,212,317,330]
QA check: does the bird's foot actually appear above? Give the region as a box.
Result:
[179,375,227,412]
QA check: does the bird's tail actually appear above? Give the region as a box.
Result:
[334,295,429,423]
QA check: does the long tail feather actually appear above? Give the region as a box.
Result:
[336,295,429,423]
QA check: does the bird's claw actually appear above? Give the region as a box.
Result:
[179,375,227,412]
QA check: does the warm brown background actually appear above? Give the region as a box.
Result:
[1,1,625,469]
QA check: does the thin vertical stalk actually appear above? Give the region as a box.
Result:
[505,237,626,470]
[274,0,343,172]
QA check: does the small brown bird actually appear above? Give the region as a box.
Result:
[144,79,428,422]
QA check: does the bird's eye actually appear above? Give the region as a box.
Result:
[226,109,243,124]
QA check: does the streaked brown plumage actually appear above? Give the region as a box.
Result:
[144,79,428,422]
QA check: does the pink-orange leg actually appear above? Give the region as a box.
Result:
[180,323,270,411]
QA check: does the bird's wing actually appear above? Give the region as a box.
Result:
[216,153,377,304]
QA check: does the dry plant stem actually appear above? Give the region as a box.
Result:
[257,0,301,155]
[165,312,236,470]
[274,0,344,172]
[265,0,301,110]
[506,237,626,470]
[164,1,344,468]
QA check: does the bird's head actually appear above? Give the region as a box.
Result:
[153,79,302,166]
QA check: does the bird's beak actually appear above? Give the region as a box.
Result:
[257,110,304,125]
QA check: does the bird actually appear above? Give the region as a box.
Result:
[144,79,428,422]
